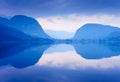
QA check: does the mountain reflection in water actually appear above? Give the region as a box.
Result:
[0,41,120,82]
[0,41,120,68]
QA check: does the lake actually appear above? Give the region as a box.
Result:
[0,42,120,82]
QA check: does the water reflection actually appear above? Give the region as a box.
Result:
[73,41,120,59]
[0,42,51,68]
[0,41,120,68]
[37,44,120,69]
[0,41,120,82]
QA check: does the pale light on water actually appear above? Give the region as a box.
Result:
[0,43,120,82]
[37,51,120,69]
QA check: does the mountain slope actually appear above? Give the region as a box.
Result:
[0,17,9,25]
[9,15,51,39]
[45,30,74,39]
[0,24,32,41]
[73,23,120,40]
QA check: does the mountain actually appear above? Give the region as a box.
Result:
[72,23,120,59]
[107,31,120,41]
[0,15,52,39]
[106,31,120,52]
[9,15,51,39]
[0,17,9,25]
[45,30,74,39]
[73,23,120,40]
[0,24,32,41]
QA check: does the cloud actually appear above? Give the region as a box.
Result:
[0,0,70,16]
[0,0,120,16]
[36,51,120,69]
[37,14,120,32]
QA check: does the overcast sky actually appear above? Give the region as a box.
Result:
[0,0,120,32]
[0,0,120,17]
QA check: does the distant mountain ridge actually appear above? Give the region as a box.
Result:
[10,15,51,39]
[45,30,74,39]
[0,15,51,39]
[0,24,32,41]
[0,15,120,66]
[73,23,120,40]
[0,15,120,42]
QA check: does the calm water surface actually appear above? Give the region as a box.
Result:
[0,42,120,82]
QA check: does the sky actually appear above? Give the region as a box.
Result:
[0,0,120,32]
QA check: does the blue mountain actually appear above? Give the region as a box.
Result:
[0,15,52,39]
[107,31,120,41]
[9,15,51,39]
[0,24,32,41]
[73,23,120,40]
[72,23,120,59]
[106,31,120,52]
[45,30,74,39]
[0,17,9,25]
